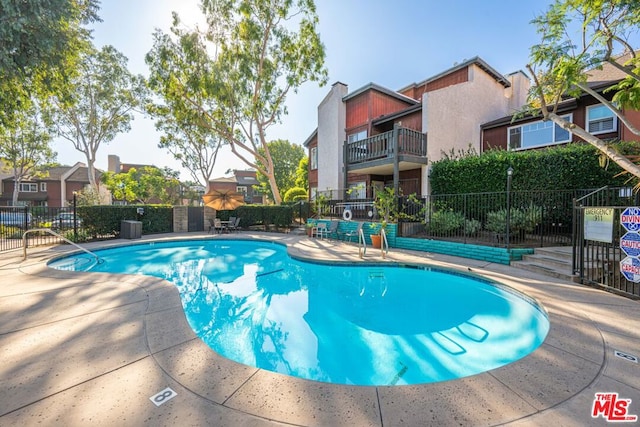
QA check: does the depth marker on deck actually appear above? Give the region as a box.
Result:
[150,387,177,406]
[614,350,638,363]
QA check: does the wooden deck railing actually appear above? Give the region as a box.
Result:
[345,127,426,165]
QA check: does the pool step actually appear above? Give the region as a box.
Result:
[511,247,578,282]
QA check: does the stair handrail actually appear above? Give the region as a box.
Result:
[358,226,367,258]
[380,227,389,259]
[574,185,609,205]
[23,228,101,263]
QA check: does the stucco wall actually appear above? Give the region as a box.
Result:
[424,64,524,165]
[317,82,347,192]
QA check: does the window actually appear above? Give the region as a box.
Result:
[236,186,247,194]
[40,182,47,192]
[347,182,366,199]
[20,183,38,192]
[347,130,367,143]
[587,104,617,134]
[508,115,572,150]
[310,147,318,170]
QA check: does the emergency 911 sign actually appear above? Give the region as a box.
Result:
[620,207,640,283]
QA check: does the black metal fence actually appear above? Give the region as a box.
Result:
[313,187,638,248]
[0,205,173,252]
[410,189,587,247]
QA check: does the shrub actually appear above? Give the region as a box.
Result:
[464,218,482,236]
[283,187,308,202]
[430,142,640,194]
[427,210,465,235]
[485,203,543,236]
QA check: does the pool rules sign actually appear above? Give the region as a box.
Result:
[620,207,640,283]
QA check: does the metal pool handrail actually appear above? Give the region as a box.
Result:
[358,226,367,258]
[380,227,389,259]
[23,228,101,263]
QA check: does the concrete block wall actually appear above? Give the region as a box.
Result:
[307,219,534,265]
[173,206,189,233]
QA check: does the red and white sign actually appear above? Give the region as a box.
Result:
[592,392,638,422]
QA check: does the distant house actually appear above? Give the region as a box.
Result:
[0,162,100,208]
[208,169,264,204]
[481,52,640,151]
[304,56,530,198]
[107,154,156,175]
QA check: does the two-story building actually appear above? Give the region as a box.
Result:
[481,52,640,151]
[304,57,530,199]
[0,162,100,207]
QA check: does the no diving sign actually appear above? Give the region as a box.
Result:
[621,207,640,232]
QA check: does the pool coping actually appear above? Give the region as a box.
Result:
[1,232,639,426]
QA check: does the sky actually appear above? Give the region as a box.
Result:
[52,0,554,183]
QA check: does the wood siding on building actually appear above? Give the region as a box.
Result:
[307,138,318,191]
[427,67,469,92]
[399,66,470,100]
[622,109,640,141]
[346,90,415,133]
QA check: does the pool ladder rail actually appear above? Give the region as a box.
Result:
[22,228,103,266]
[358,226,389,259]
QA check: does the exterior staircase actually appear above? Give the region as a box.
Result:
[511,247,578,282]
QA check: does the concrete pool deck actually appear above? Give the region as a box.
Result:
[0,232,638,426]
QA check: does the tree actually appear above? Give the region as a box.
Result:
[527,0,640,182]
[146,21,226,191]
[255,139,304,199]
[0,104,56,205]
[102,166,181,205]
[295,156,308,190]
[146,0,327,204]
[0,0,100,127]
[48,45,148,196]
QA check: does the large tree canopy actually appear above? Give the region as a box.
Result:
[527,0,640,183]
[146,0,327,204]
[146,17,226,190]
[0,0,100,126]
[49,45,148,197]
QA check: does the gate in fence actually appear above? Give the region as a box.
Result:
[573,187,640,298]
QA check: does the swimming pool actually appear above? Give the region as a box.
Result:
[49,239,549,386]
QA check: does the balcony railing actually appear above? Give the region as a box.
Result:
[345,127,426,165]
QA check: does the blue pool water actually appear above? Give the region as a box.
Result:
[49,239,550,386]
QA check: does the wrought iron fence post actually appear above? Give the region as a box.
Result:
[73,192,78,241]
[506,167,513,250]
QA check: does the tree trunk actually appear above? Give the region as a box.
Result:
[11,178,20,206]
[267,168,282,205]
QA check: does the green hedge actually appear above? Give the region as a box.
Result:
[214,205,293,228]
[430,143,640,194]
[76,205,173,237]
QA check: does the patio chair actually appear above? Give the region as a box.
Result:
[228,217,241,233]
[312,222,328,239]
[340,221,363,243]
[208,218,216,234]
[327,220,339,240]
[213,218,227,234]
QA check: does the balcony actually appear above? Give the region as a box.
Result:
[344,127,427,175]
